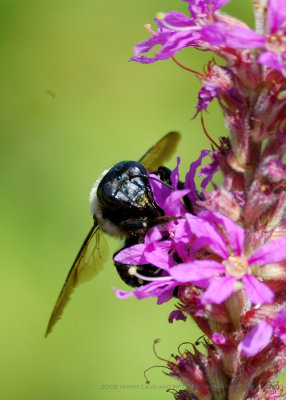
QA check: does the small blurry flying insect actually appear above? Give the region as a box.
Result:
[45,132,180,336]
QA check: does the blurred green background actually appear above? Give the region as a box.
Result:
[1,1,283,399]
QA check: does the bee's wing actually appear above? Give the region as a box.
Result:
[138,131,180,171]
[45,224,109,337]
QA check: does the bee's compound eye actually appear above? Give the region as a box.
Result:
[97,161,149,209]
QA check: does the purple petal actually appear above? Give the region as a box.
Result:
[144,246,174,270]
[186,214,230,258]
[199,157,219,189]
[199,210,244,255]
[214,0,231,8]
[173,218,193,261]
[171,157,180,188]
[132,28,201,64]
[201,275,236,304]
[170,260,225,283]
[242,274,274,305]
[194,82,221,116]
[130,32,172,64]
[161,29,201,52]
[240,320,273,357]
[267,0,286,34]
[149,173,173,210]
[225,87,244,108]
[164,189,190,216]
[133,279,177,303]
[273,308,286,343]
[157,286,176,304]
[248,234,286,265]
[168,310,187,323]
[112,287,134,299]
[273,307,286,327]
[184,0,231,17]
[188,236,214,260]
[174,241,188,263]
[278,332,286,345]
[174,218,192,244]
[258,51,284,73]
[185,149,210,202]
[114,244,147,265]
[225,26,265,48]
[201,22,228,46]
[163,11,194,29]
[145,226,162,244]
[234,190,245,206]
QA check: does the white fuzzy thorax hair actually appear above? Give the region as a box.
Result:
[89,168,124,237]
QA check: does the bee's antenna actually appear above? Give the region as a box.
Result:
[131,174,175,191]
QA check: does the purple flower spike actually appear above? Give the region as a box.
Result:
[124,0,286,394]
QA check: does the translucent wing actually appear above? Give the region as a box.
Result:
[45,225,109,336]
[138,131,180,171]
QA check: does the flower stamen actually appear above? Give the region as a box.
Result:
[201,113,221,150]
[128,266,170,282]
[144,24,156,35]
[156,12,200,32]
[224,256,249,279]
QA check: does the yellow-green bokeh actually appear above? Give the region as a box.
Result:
[1,1,284,399]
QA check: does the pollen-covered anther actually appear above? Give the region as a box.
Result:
[224,256,248,279]
[267,33,286,52]
[156,12,166,21]
[261,184,269,192]
[128,266,137,276]
[144,24,156,35]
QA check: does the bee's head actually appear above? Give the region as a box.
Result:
[96,161,151,210]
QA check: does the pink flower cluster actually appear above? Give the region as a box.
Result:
[116,1,286,398]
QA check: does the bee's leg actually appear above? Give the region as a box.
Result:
[120,216,174,235]
[119,217,152,234]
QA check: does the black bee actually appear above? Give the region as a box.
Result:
[45,132,180,336]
